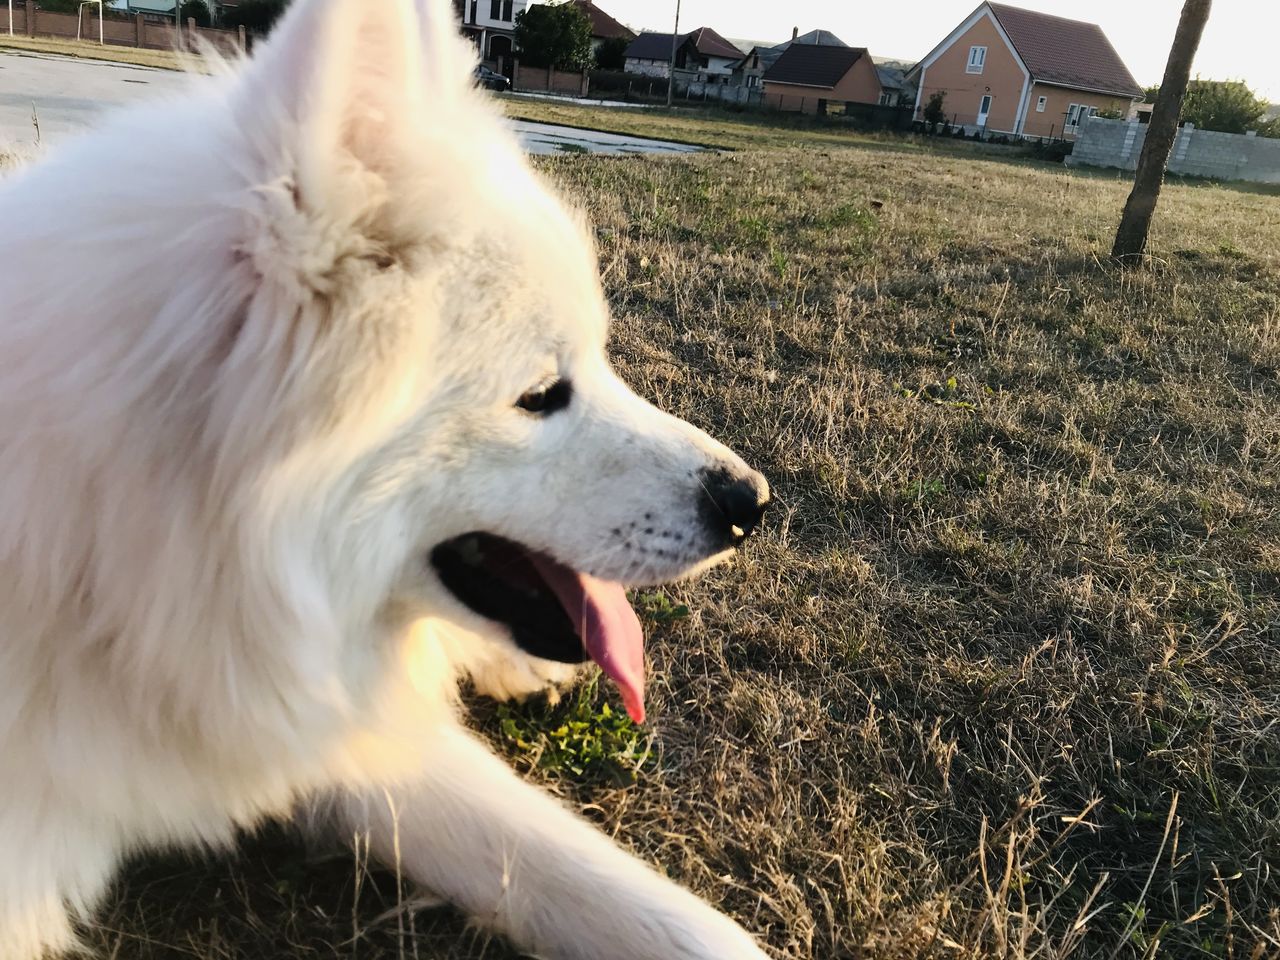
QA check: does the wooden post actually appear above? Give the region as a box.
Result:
[26,0,34,37]
[135,11,143,46]
[665,0,680,108]
[238,23,246,52]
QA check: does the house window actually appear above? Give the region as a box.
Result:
[878,91,894,106]
[1066,103,1091,130]
[1036,95,1047,112]
[502,0,513,20]
[489,0,511,20]
[966,45,986,74]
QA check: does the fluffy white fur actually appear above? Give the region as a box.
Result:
[0,2,770,958]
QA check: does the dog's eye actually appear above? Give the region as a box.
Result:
[516,379,572,415]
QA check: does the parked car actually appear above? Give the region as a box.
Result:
[474,65,512,92]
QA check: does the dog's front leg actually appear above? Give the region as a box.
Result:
[329,725,769,960]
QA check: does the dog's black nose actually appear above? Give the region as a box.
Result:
[700,467,770,546]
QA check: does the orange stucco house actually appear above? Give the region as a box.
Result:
[763,45,883,115]
[907,2,1142,139]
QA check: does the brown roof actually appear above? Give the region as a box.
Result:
[764,45,869,89]
[568,0,635,42]
[987,2,1142,99]
[626,26,742,62]
[685,26,745,60]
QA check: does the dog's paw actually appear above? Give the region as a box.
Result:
[660,911,772,960]
[466,650,584,704]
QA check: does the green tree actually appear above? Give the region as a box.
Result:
[513,1,592,70]
[221,0,289,33]
[922,90,946,130]
[1180,79,1268,133]
[180,0,212,27]
[594,35,629,71]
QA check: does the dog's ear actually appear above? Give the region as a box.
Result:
[236,0,473,204]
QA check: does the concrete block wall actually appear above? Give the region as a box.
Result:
[1068,116,1280,185]
[680,80,761,106]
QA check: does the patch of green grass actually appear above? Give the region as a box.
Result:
[634,589,691,624]
[496,678,652,785]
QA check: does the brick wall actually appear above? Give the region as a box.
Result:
[513,62,588,97]
[11,3,243,55]
[1068,116,1280,185]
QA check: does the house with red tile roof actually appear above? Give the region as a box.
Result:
[566,0,635,54]
[624,27,743,81]
[906,2,1143,139]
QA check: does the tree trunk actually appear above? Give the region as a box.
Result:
[1111,0,1212,261]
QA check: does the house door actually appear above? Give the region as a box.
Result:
[488,35,513,78]
[977,94,993,129]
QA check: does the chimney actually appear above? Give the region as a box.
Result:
[792,27,799,42]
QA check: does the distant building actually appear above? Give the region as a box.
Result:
[624,27,743,82]
[763,45,883,114]
[566,0,635,57]
[906,2,1142,138]
[874,60,916,107]
[455,0,532,66]
[732,28,849,91]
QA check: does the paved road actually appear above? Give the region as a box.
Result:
[0,49,698,156]
[512,119,700,156]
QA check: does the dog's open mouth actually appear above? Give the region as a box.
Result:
[430,533,646,723]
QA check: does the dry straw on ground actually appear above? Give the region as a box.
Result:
[88,115,1279,959]
[0,34,189,71]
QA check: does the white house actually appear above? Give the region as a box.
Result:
[456,0,530,66]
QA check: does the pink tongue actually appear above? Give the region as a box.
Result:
[528,556,646,724]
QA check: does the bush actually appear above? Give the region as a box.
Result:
[1147,78,1274,135]
[1032,139,1074,163]
[594,35,628,71]
[1182,79,1269,134]
[923,90,946,130]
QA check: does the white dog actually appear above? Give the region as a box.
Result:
[0,1,773,958]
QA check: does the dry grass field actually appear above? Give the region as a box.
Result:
[0,35,189,71]
[81,116,1280,959]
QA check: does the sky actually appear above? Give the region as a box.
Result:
[594,0,1278,100]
